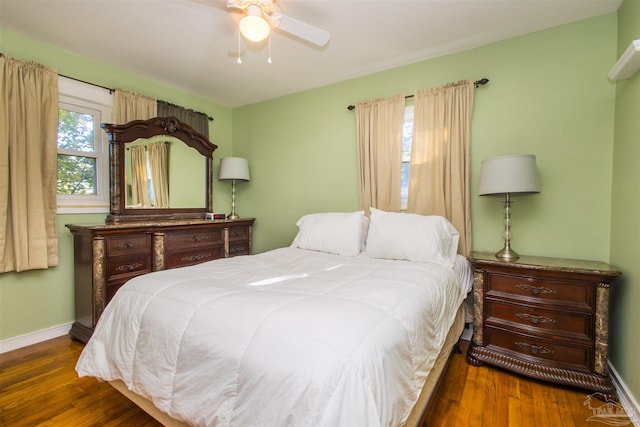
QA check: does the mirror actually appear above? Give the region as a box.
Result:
[123,135,206,209]
[102,116,217,224]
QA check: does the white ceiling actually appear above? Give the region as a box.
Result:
[0,0,622,108]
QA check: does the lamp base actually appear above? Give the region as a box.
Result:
[227,213,239,220]
[495,246,520,262]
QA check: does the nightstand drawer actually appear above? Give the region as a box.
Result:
[485,299,592,341]
[487,273,593,310]
[485,327,591,372]
[165,229,224,250]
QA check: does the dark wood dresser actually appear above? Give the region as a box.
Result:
[66,218,254,343]
[466,251,620,398]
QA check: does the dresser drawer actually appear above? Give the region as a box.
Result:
[165,247,225,269]
[165,229,224,250]
[485,299,592,341]
[486,273,593,310]
[106,281,129,302]
[485,326,592,372]
[106,234,151,256]
[228,225,249,242]
[228,241,250,257]
[106,255,153,284]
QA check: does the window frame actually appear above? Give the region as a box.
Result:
[56,77,113,214]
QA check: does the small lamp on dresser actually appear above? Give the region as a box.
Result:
[219,157,250,220]
[478,154,540,261]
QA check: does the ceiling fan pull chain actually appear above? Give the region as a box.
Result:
[237,30,242,64]
[267,32,273,64]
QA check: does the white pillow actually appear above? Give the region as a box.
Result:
[365,208,459,266]
[291,211,365,256]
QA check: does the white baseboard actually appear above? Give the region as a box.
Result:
[609,361,640,426]
[0,322,73,354]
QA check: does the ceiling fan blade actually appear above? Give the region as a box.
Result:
[271,13,330,47]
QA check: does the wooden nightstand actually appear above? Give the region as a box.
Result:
[466,251,620,399]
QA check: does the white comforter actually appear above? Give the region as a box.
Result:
[76,247,469,427]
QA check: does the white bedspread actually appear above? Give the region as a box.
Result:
[76,247,469,427]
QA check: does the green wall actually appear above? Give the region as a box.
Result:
[610,0,640,406]
[234,14,617,258]
[0,28,233,340]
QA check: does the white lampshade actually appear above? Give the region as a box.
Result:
[239,6,270,42]
[219,157,250,182]
[478,154,540,195]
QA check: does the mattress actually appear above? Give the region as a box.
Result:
[76,247,471,427]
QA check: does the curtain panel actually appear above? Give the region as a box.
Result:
[128,145,150,208]
[354,94,405,213]
[114,89,156,124]
[408,79,475,256]
[0,55,59,273]
[147,141,169,208]
[157,101,209,137]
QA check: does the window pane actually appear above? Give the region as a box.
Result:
[401,104,414,205]
[401,161,410,199]
[57,154,97,195]
[58,109,95,152]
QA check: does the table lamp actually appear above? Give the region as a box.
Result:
[479,154,540,261]
[219,157,250,220]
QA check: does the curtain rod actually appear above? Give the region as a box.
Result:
[1,52,214,121]
[60,74,215,122]
[346,78,489,111]
[59,75,215,122]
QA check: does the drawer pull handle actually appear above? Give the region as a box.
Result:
[115,241,137,248]
[181,254,209,262]
[515,313,556,325]
[516,284,557,295]
[185,235,210,242]
[115,262,143,272]
[514,341,554,355]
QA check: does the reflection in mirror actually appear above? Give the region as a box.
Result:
[124,136,205,209]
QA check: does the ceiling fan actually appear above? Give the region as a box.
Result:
[226,0,331,47]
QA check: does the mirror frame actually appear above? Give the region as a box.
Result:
[102,116,217,224]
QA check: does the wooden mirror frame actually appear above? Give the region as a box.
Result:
[102,116,217,224]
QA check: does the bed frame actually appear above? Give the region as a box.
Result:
[109,304,466,427]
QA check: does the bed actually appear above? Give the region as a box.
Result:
[76,209,473,427]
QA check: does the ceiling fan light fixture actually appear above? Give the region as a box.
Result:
[239,9,270,42]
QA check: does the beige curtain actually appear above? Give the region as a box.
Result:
[354,94,405,213]
[407,80,474,255]
[114,89,156,124]
[148,141,169,208]
[129,145,151,208]
[0,55,59,272]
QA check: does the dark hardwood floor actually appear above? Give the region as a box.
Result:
[0,335,629,426]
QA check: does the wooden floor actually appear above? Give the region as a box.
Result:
[0,335,628,426]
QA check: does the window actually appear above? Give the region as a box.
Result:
[57,77,113,213]
[401,102,414,210]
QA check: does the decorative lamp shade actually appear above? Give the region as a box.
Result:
[219,157,250,182]
[478,154,540,195]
